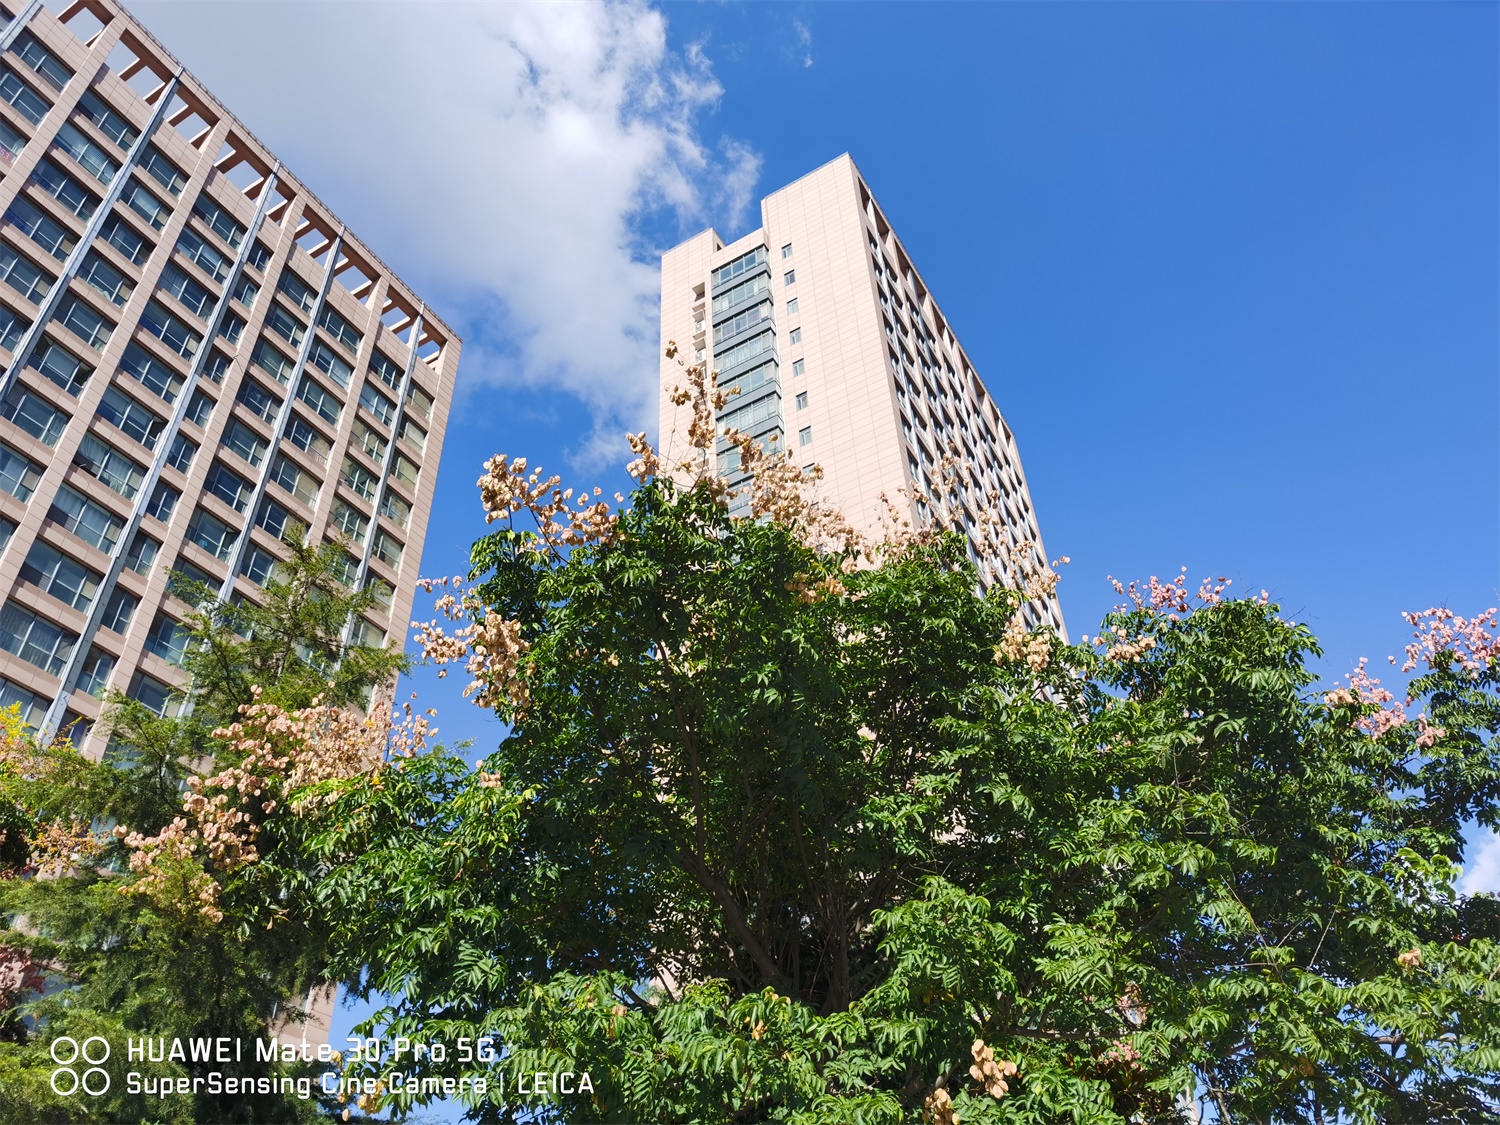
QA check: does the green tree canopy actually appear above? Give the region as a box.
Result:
[300,447,1500,1124]
[0,541,406,1124]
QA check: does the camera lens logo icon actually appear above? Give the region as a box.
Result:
[50,1036,110,1096]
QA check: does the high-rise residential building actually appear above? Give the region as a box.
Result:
[0,0,459,755]
[659,153,1064,635]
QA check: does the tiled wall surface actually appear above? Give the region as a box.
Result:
[661,154,1064,636]
[0,0,461,753]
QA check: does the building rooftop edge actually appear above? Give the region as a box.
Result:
[111,0,461,347]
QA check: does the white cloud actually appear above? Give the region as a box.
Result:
[130,0,760,464]
[792,18,814,68]
[1459,829,1500,896]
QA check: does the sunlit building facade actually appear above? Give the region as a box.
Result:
[660,154,1063,634]
[0,0,459,755]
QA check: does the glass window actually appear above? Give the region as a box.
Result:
[391,454,419,491]
[371,530,402,570]
[217,312,245,346]
[167,557,217,599]
[200,348,231,383]
[184,388,214,427]
[0,304,25,353]
[340,456,375,501]
[119,178,168,230]
[5,197,74,259]
[711,273,769,315]
[139,300,200,359]
[144,481,177,522]
[792,359,805,376]
[33,158,97,218]
[711,246,766,288]
[796,392,807,410]
[786,297,798,315]
[351,418,387,462]
[0,244,52,304]
[165,432,195,472]
[270,454,318,505]
[123,531,158,576]
[276,270,316,313]
[327,547,358,587]
[75,91,138,150]
[119,342,184,404]
[54,296,111,350]
[285,415,329,463]
[190,194,245,249]
[0,516,14,553]
[0,116,24,161]
[205,461,251,512]
[379,489,411,528]
[138,146,184,195]
[0,67,50,124]
[251,337,294,384]
[359,380,395,424]
[158,263,215,319]
[308,338,352,387]
[265,303,305,348]
[0,602,76,676]
[713,301,771,345]
[1,385,66,444]
[781,243,792,259]
[369,350,402,390]
[799,426,812,447]
[78,252,130,305]
[329,498,368,545]
[176,227,229,283]
[365,577,393,610]
[20,540,99,610]
[0,441,39,500]
[133,674,177,717]
[97,384,163,448]
[74,432,143,498]
[715,328,774,373]
[144,613,190,665]
[788,327,802,345]
[236,377,280,422]
[297,375,340,425]
[397,417,425,454]
[246,240,271,272]
[224,420,267,468]
[230,275,258,308]
[351,617,385,647]
[100,587,137,632]
[238,545,279,587]
[49,485,122,552]
[14,33,70,91]
[77,647,114,696]
[404,382,433,421]
[54,121,118,184]
[317,305,360,353]
[784,270,795,286]
[256,497,293,540]
[187,507,236,560]
[99,214,148,265]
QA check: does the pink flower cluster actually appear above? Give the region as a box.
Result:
[1108,566,1232,620]
[1325,659,1407,738]
[1401,607,1500,675]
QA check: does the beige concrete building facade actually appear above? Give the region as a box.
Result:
[0,0,459,755]
[660,154,1063,635]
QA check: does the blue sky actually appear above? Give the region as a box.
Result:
[127,0,1498,1058]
